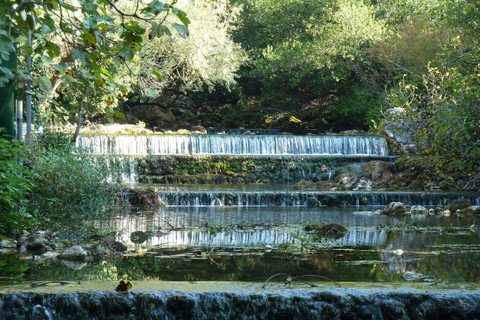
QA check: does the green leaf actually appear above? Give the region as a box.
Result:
[149,0,165,11]
[106,112,114,123]
[147,88,156,97]
[39,76,52,91]
[114,109,126,120]
[172,23,189,38]
[53,63,69,72]
[0,66,15,79]
[172,8,190,26]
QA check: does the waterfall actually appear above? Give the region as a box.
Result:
[148,190,480,207]
[76,134,389,156]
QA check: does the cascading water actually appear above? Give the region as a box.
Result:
[76,134,389,156]
[4,132,480,319]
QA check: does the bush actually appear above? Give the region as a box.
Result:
[27,136,121,231]
[0,131,35,235]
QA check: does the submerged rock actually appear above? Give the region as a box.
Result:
[26,233,50,251]
[383,202,407,216]
[410,205,428,215]
[59,245,88,261]
[306,223,348,240]
[448,199,472,213]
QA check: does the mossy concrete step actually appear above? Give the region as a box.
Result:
[1,282,479,319]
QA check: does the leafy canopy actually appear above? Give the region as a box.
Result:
[0,0,191,119]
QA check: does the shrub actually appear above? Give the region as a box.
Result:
[27,135,121,231]
[0,131,35,235]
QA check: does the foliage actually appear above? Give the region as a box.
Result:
[0,0,190,123]
[135,0,247,95]
[368,16,456,79]
[231,0,386,128]
[383,63,480,180]
[0,131,35,235]
[26,133,121,230]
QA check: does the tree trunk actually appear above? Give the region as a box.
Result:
[72,100,83,143]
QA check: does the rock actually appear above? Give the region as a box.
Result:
[59,245,88,261]
[353,179,372,191]
[112,242,128,252]
[191,125,207,134]
[144,105,176,127]
[309,223,348,240]
[335,173,358,186]
[26,233,50,251]
[61,260,88,270]
[306,196,320,207]
[383,107,417,148]
[131,231,149,244]
[403,271,434,282]
[383,202,407,216]
[1,239,17,248]
[448,200,472,213]
[339,129,366,135]
[410,205,428,215]
[361,161,395,181]
[472,206,480,215]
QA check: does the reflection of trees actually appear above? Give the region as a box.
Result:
[379,230,480,282]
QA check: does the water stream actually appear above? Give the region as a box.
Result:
[2,133,480,318]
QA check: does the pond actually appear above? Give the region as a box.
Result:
[2,204,479,285]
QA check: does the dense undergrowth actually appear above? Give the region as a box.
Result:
[0,130,121,237]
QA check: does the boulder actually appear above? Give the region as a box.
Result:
[448,200,472,213]
[191,125,207,134]
[26,233,50,251]
[59,245,88,261]
[143,105,176,127]
[1,239,17,248]
[410,205,428,215]
[335,173,358,186]
[361,161,396,181]
[383,107,417,149]
[383,202,407,216]
[306,196,320,207]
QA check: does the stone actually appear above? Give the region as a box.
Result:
[410,205,428,215]
[383,107,417,148]
[335,173,358,186]
[383,202,407,216]
[59,245,88,261]
[403,271,434,281]
[112,242,128,252]
[339,129,366,135]
[191,125,207,134]
[131,231,149,244]
[1,238,17,248]
[448,200,472,213]
[26,234,49,251]
[361,161,395,181]
[143,105,176,127]
[312,223,348,240]
[61,260,88,270]
[353,179,372,191]
[306,196,320,207]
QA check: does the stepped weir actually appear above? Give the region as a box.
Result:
[3,132,480,318]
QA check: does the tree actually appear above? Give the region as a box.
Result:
[0,0,191,139]
[134,0,247,95]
